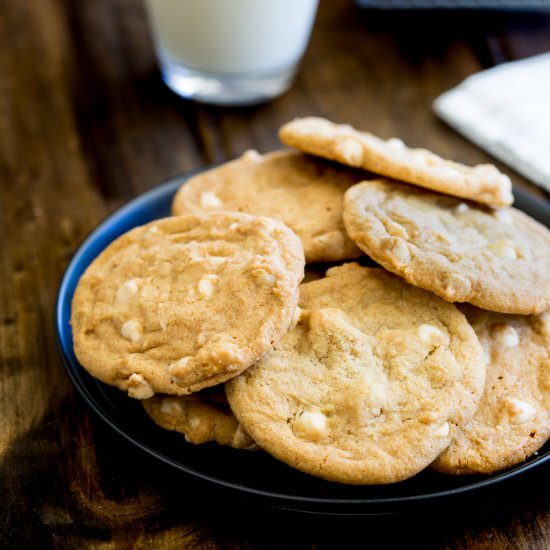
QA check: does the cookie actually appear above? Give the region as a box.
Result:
[71,213,304,398]
[142,388,256,449]
[343,179,550,314]
[172,149,363,263]
[226,263,485,485]
[433,307,550,475]
[279,117,513,207]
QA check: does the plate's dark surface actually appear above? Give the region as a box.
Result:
[56,173,550,515]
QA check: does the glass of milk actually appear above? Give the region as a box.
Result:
[144,0,319,106]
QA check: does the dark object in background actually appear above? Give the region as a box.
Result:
[357,0,550,9]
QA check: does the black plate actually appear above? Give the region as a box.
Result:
[56,173,550,515]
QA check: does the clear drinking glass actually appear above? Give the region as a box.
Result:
[144,0,319,106]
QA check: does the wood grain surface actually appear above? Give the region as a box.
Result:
[0,0,549,548]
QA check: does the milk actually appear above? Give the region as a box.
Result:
[144,0,319,75]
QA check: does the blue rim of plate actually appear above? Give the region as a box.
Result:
[56,172,550,515]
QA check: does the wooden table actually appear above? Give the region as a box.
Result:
[1,0,549,547]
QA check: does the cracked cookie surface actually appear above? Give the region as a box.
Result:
[226,263,485,484]
[71,213,304,398]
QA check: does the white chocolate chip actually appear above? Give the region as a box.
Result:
[491,324,519,348]
[434,422,450,438]
[489,239,517,260]
[443,273,471,298]
[506,398,536,425]
[366,381,387,410]
[188,416,201,429]
[127,373,154,399]
[292,409,328,441]
[199,191,223,209]
[195,333,208,346]
[386,137,405,151]
[454,202,469,214]
[116,279,138,303]
[418,323,445,345]
[411,151,429,165]
[494,209,514,225]
[436,165,460,178]
[169,356,192,377]
[197,274,218,298]
[242,149,261,162]
[121,320,143,343]
[160,397,183,415]
[334,138,363,166]
[146,225,160,236]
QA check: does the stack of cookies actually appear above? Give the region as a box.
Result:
[71,117,550,484]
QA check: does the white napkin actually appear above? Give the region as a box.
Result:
[433,52,550,194]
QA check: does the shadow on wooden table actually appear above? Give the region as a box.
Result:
[1,391,547,549]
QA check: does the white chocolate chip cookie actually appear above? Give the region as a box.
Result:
[433,306,550,475]
[226,263,485,485]
[343,179,550,314]
[71,213,304,398]
[172,149,365,263]
[142,387,257,449]
[279,117,513,207]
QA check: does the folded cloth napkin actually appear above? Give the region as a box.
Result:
[433,52,550,194]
